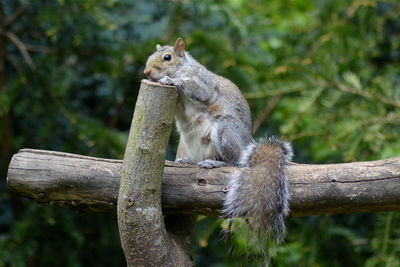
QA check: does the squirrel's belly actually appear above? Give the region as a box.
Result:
[176,113,218,163]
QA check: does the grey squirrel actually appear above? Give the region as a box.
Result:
[144,38,293,257]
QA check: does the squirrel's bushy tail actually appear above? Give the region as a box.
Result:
[222,137,293,248]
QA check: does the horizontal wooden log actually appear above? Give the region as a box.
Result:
[7,149,400,217]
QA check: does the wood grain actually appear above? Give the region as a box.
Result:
[8,149,400,217]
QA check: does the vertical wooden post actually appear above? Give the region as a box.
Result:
[117,79,191,266]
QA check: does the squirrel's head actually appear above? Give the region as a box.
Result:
[144,38,186,81]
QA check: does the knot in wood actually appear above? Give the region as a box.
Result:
[198,179,207,186]
[126,195,135,208]
[38,192,47,199]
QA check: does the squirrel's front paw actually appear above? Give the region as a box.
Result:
[158,76,174,85]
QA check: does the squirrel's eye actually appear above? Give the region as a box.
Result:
[163,54,172,61]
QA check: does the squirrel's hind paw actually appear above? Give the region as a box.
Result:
[198,159,229,169]
[175,157,195,165]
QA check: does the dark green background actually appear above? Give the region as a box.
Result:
[1,0,399,266]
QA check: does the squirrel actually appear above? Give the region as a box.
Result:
[144,38,293,258]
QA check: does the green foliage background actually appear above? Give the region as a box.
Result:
[0,0,399,266]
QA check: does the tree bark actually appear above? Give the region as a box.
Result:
[116,79,193,266]
[8,149,400,217]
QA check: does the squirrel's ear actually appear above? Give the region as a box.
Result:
[174,38,185,57]
[156,44,161,50]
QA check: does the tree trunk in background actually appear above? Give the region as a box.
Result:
[0,6,13,177]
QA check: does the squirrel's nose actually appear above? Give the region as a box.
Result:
[144,68,151,76]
